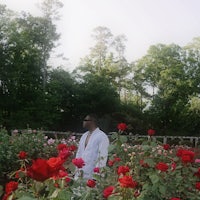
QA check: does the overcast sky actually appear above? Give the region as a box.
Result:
[1,0,200,71]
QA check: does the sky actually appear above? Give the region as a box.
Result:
[1,0,200,71]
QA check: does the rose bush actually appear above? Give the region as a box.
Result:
[2,126,200,199]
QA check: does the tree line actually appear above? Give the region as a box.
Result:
[1,1,200,135]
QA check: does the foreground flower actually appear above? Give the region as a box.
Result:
[170,198,181,200]
[117,123,127,131]
[147,129,155,136]
[87,179,96,188]
[5,181,18,194]
[118,175,138,188]
[27,158,50,181]
[72,158,85,168]
[3,181,18,200]
[47,157,64,172]
[103,186,115,198]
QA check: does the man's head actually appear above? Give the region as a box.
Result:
[83,114,98,131]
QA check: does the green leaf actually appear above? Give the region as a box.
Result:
[18,196,37,200]
[119,135,128,143]
[159,184,166,195]
[108,144,116,152]
[149,174,160,184]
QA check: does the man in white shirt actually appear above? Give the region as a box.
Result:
[75,114,109,179]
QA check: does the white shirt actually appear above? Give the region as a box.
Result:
[75,127,109,179]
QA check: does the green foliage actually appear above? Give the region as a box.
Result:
[3,129,200,199]
[0,129,77,176]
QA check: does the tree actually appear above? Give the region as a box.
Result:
[0,4,60,129]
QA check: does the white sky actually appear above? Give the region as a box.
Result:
[1,0,200,71]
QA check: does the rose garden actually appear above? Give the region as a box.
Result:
[1,124,200,200]
[1,1,200,200]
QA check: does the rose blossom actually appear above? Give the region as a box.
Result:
[87,179,96,188]
[177,149,195,163]
[57,143,67,151]
[47,157,64,173]
[72,158,85,168]
[108,160,115,167]
[27,158,50,181]
[196,182,200,190]
[170,198,181,200]
[163,144,170,150]
[155,162,168,172]
[18,151,28,159]
[118,175,138,188]
[117,165,130,175]
[103,186,115,198]
[5,181,18,194]
[147,129,155,136]
[93,167,100,173]
[117,123,127,131]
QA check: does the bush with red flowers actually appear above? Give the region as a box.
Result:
[2,125,200,199]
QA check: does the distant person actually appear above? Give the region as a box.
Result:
[74,114,109,179]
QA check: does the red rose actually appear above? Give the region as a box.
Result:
[108,160,115,167]
[171,162,176,171]
[58,148,71,160]
[114,157,121,162]
[68,145,77,151]
[47,157,64,175]
[27,158,50,181]
[18,151,28,159]
[196,182,200,190]
[181,150,195,163]
[87,179,96,188]
[155,162,168,172]
[118,175,138,188]
[117,123,127,131]
[57,144,67,151]
[147,129,155,136]
[5,181,18,194]
[194,168,200,177]
[163,144,170,150]
[170,198,181,200]
[103,186,115,198]
[93,167,100,173]
[58,170,68,178]
[117,165,130,175]
[72,158,85,168]
[176,148,183,157]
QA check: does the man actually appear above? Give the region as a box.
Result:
[75,114,109,179]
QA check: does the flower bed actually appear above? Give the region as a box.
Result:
[1,126,200,199]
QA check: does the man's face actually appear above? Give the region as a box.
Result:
[83,115,93,129]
